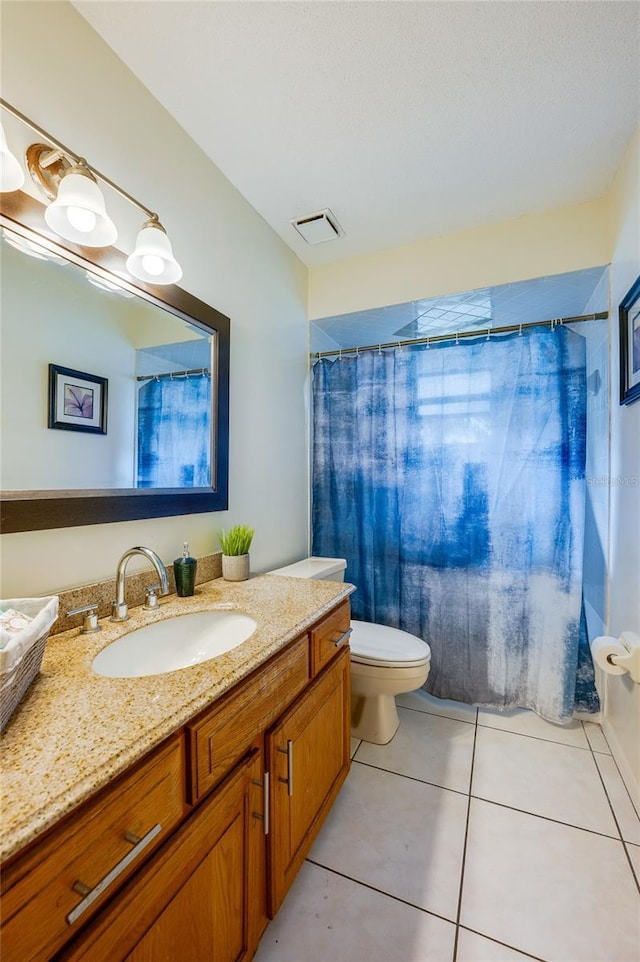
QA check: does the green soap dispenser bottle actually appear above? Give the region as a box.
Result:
[174,542,197,597]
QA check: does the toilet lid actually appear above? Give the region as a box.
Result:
[349,620,431,668]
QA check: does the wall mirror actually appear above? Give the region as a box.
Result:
[0,191,229,533]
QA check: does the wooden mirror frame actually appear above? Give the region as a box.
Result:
[0,191,230,533]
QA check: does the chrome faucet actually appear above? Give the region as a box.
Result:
[111,546,169,622]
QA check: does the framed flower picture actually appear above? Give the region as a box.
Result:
[619,276,640,406]
[48,364,108,434]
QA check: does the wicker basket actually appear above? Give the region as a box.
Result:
[0,631,50,730]
[0,596,59,731]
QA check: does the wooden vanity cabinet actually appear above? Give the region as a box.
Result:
[0,733,185,962]
[1,599,350,962]
[186,635,309,802]
[61,745,267,962]
[309,600,351,675]
[266,645,351,915]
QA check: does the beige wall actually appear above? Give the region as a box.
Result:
[603,130,640,805]
[309,196,610,320]
[0,1,310,595]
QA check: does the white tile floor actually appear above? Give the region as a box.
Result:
[254,690,640,962]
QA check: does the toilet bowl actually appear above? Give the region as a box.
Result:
[268,557,431,744]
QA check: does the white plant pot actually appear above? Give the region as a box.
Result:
[222,554,250,582]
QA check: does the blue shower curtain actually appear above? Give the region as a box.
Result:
[137,374,210,488]
[312,327,598,723]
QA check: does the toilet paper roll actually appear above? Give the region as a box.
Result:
[590,636,627,675]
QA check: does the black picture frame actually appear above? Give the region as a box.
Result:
[619,275,640,406]
[48,364,108,434]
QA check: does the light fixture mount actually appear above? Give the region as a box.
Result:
[26,142,72,201]
[142,213,164,232]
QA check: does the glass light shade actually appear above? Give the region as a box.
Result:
[126,222,183,285]
[44,167,117,247]
[0,124,25,192]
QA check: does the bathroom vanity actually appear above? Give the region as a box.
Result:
[0,576,353,961]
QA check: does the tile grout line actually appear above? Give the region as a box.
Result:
[402,702,609,753]
[585,723,640,895]
[458,924,548,962]
[352,757,470,798]
[452,707,478,962]
[397,704,477,726]
[469,794,626,842]
[597,726,640,823]
[476,720,593,751]
[303,857,455,927]
[357,750,628,844]
[624,841,640,889]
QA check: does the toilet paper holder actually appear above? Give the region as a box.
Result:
[595,631,640,683]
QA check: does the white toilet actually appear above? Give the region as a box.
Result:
[268,557,431,745]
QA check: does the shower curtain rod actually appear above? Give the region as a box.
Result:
[136,367,210,382]
[311,311,608,360]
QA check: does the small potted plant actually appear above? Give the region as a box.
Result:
[218,524,254,582]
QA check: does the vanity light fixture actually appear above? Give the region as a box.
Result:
[44,159,118,247]
[126,214,183,285]
[0,100,182,285]
[0,122,25,192]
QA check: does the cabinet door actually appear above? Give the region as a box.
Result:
[266,646,350,915]
[62,748,265,962]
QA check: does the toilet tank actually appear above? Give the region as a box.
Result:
[268,557,347,582]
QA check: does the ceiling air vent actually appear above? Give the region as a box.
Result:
[290,208,344,245]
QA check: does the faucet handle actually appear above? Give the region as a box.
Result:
[67,603,101,634]
[143,584,161,610]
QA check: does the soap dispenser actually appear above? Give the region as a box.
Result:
[173,542,197,597]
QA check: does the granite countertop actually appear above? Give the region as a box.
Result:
[0,575,354,863]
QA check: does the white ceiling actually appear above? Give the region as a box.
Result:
[73,1,639,270]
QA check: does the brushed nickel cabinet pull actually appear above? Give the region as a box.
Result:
[277,740,294,797]
[332,627,352,647]
[66,822,162,925]
[252,770,270,836]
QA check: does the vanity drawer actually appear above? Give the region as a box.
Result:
[187,636,309,802]
[310,601,351,676]
[1,733,184,962]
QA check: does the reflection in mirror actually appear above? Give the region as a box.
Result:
[136,337,211,488]
[0,193,229,533]
[1,235,212,491]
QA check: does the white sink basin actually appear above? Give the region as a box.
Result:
[92,610,257,678]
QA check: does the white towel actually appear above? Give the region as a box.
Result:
[0,608,34,649]
[0,597,59,674]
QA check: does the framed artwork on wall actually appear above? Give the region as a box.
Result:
[48,364,108,434]
[619,275,640,406]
